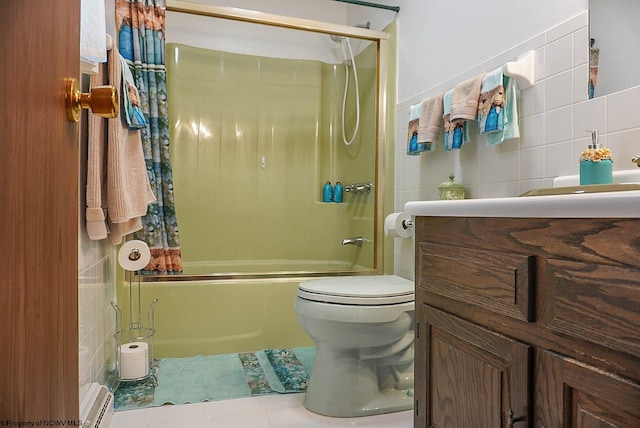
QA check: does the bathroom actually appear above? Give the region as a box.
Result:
[2,0,639,425]
[76,0,640,423]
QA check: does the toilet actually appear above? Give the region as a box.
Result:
[294,275,415,417]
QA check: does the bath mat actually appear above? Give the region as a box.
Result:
[112,360,160,411]
[257,348,312,393]
[152,354,251,406]
[113,347,314,410]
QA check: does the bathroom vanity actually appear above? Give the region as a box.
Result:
[405,191,640,428]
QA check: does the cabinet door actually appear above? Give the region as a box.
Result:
[536,350,640,428]
[415,305,531,428]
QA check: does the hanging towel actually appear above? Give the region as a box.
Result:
[406,104,432,155]
[443,89,470,151]
[417,92,445,144]
[107,49,157,245]
[80,0,107,74]
[120,57,148,130]
[450,74,485,122]
[477,69,505,134]
[86,71,109,240]
[486,76,520,146]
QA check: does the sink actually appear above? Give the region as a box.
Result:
[404,169,640,218]
[551,169,640,187]
[405,189,640,219]
[520,183,640,197]
[520,169,640,196]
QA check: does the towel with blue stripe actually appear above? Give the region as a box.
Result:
[443,89,470,151]
[406,103,432,155]
[478,69,505,134]
[485,75,520,145]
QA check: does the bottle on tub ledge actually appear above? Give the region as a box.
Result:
[580,130,613,185]
[323,181,333,202]
[334,182,343,203]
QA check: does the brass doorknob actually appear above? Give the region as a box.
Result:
[65,77,118,122]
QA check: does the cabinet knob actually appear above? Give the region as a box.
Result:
[507,408,526,427]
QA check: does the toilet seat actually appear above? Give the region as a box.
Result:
[298,275,414,305]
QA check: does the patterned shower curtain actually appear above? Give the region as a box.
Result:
[116,0,182,273]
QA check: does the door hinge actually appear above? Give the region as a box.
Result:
[416,321,419,339]
[415,399,419,416]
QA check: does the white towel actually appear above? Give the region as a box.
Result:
[80,0,107,74]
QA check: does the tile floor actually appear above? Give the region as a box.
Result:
[109,393,413,428]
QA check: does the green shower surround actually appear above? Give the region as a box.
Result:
[167,42,379,271]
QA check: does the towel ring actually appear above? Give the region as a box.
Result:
[65,77,118,122]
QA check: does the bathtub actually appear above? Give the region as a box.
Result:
[124,260,375,358]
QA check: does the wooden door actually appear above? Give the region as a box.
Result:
[416,305,531,428]
[535,350,640,428]
[0,0,80,420]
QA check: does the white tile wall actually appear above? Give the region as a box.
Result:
[546,70,574,110]
[545,106,573,144]
[545,36,573,78]
[608,86,640,132]
[393,10,640,279]
[78,116,118,402]
[78,237,116,398]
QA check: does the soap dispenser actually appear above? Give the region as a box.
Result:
[579,130,613,185]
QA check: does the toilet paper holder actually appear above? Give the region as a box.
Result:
[128,248,141,261]
[111,296,158,386]
[384,212,414,238]
[111,247,159,386]
[401,218,413,230]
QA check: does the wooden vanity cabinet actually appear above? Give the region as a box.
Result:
[414,217,640,428]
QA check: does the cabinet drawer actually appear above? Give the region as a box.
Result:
[417,242,535,321]
[544,258,640,358]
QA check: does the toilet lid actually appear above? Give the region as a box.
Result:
[297,275,414,305]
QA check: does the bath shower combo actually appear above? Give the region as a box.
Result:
[130,0,403,418]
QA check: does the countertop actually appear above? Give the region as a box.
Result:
[404,190,640,218]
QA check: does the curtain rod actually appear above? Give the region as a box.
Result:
[333,0,400,13]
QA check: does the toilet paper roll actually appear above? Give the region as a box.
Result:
[384,212,414,238]
[118,341,149,380]
[118,240,151,271]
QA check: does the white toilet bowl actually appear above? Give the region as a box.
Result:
[294,275,415,417]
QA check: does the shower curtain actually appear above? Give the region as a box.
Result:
[116,0,182,273]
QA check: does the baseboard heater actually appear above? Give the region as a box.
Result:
[80,382,114,428]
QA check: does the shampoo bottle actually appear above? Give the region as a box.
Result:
[334,182,343,203]
[322,181,333,202]
[579,130,613,185]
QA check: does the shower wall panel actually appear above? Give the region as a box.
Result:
[167,44,375,271]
